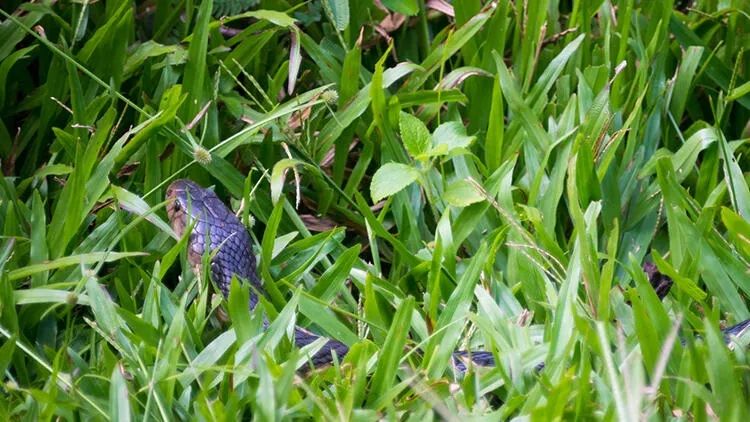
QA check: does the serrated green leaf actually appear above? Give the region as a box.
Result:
[399,112,431,158]
[370,162,420,203]
[429,121,476,156]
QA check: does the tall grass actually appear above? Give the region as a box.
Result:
[1,0,750,419]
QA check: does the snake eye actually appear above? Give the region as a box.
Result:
[172,200,181,212]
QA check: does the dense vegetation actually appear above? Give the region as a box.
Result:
[1,0,750,419]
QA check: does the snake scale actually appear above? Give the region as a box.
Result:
[165,179,750,373]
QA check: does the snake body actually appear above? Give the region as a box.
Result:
[166,179,749,372]
[166,179,495,371]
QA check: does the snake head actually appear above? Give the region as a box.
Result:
[166,179,207,238]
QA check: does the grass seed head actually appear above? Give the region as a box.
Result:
[193,146,212,165]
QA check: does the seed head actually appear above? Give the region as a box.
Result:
[321,89,339,105]
[193,146,212,165]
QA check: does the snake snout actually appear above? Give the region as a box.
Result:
[166,179,197,239]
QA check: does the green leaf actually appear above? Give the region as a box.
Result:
[326,0,349,31]
[339,36,361,104]
[396,89,468,108]
[718,133,750,220]
[178,330,236,387]
[485,75,505,170]
[429,121,476,155]
[29,190,48,287]
[408,10,491,89]
[115,86,185,168]
[182,0,213,119]
[0,7,46,62]
[317,63,420,155]
[153,306,184,407]
[270,158,306,205]
[109,365,131,422]
[85,278,126,337]
[14,289,90,306]
[721,207,750,259]
[212,0,260,17]
[370,162,420,203]
[264,287,302,349]
[380,0,418,16]
[0,45,36,107]
[651,252,707,301]
[367,297,415,407]
[309,244,361,301]
[259,199,286,306]
[670,46,703,120]
[728,79,750,102]
[298,295,358,345]
[228,277,256,345]
[123,41,178,77]
[493,52,550,152]
[399,112,431,158]
[9,252,146,281]
[112,185,176,238]
[444,179,485,207]
[704,318,742,415]
[424,241,490,378]
[231,9,296,27]
[669,16,750,111]
[0,333,16,381]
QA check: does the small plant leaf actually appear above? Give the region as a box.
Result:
[399,112,430,158]
[370,162,420,203]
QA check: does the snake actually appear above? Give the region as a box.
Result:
[165,179,750,373]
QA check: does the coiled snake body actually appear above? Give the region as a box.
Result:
[166,179,750,373]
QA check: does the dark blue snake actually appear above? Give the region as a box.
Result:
[165,179,749,372]
[166,179,494,371]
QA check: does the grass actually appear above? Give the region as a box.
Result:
[1,0,750,419]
